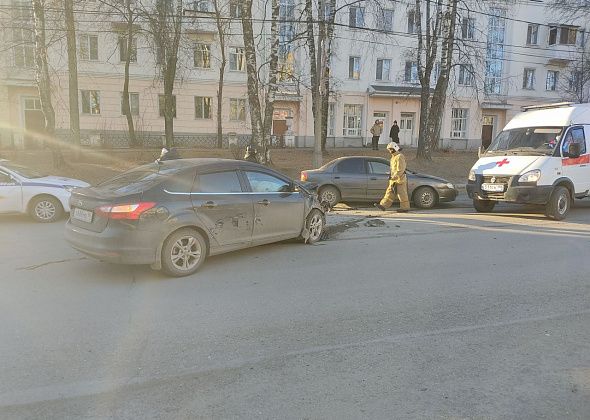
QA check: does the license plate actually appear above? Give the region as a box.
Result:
[72,207,93,223]
[481,183,505,192]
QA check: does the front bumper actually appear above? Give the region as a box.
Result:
[65,220,160,265]
[438,187,459,202]
[467,181,553,205]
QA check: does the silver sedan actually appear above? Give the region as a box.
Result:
[301,156,458,209]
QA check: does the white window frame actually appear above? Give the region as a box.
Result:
[458,64,474,86]
[461,17,475,40]
[118,36,137,63]
[121,92,139,116]
[342,104,363,137]
[229,98,246,121]
[450,108,468,139]
[405,61,418,84]
[229,47,246,71]
[195,96,212,119]
[376,58,391,81]
[194,43,211,68]
[376,8,394,32]
[349,6,365,28]
[349,56,361,79]
[522,68,535,90]
[158,94,177,118]
[527,24,539,45]
[81,90,101,115]
[546,70,559,91]
[407,10,416,34]
[328,103,336,136]
[79,33,99,61]
[12,27,34,68]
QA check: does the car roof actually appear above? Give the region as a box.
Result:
[139,158,291,179]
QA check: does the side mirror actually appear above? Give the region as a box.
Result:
[567,143,581,159]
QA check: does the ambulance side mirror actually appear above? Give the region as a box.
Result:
[566,143,581,159]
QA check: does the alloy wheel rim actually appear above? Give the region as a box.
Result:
[308,214,323,241]
[171,236,202,271]
[35,201,56,220]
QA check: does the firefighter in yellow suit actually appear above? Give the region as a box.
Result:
[374,142,411,213]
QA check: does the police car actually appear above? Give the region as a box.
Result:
[467,103,590,220]
[0,159,89,222]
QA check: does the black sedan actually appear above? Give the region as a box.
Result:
[301,156,458,208]
[65,159,325,277]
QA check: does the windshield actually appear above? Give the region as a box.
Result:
[1,162,47,178]
[487,127,563,155]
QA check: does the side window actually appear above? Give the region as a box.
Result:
[335,158,366,174]
[163,170,196,194]
[368,161,390,175]
[562,127,587,155]
[197,171,243,193]
[245,171,291,192]
[0,171,13,184]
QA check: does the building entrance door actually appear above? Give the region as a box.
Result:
[373,111,389,145]
[399,113,415,146]
[23,98,45,149]
[481,115,495,149]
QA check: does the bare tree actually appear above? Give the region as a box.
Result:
[64,0,80,150]
[212,0,229,148]
[144,0,184,149]
[31,0,64,167]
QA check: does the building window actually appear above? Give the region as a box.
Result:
[343,104,362,137]
[569,70,581,91]
[349,56,361,79]
[229,47,245,71]
[461,17,475,40]
[484,7,506,94]
[458,64,474,86]
[527,24,539,45]
[159,95,177,118]
[522,68,535,90]
[118,36,137,63]
[193,0,212,12]
[376,58,391,81]
[194,44,211,68]
[81,90,101,115]
[349,6,365,28]
[546,70,559,91]
[549,25,578,46]
[376,9,393,32]
[229,0,241,18]
[328,103,335,137]
[195,96,212,119]
[121,92,139,116]
[12,28,34,68]
[450,108,468,138]
[230,98,246,121]
[79,34,99,61]
[407,9,416,34]
[404,61,418,83]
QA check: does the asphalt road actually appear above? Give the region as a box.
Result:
[1,197,590,419]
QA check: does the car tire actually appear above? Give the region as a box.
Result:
[413,186,438,209]
[161,228,207,277]
[318,185,340,208]
[30,195,64,223]
[301,209,325,244]
[545,186,570,221]
[473,197,496,213]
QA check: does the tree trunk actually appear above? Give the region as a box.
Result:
[261,0,280,159]
[32,0,64,168]
[240,0,263,148]
[64,0,80,152]
[213,0,226,149]
[122,0,137,147]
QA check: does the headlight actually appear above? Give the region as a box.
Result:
[468,170,476,181]
[518,170,541,183]
[446,183,454,189]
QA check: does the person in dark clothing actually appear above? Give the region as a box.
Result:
[389,120,400,144]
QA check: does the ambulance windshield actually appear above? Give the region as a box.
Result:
[487,127,563,155]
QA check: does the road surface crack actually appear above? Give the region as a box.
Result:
[17,257,87,271]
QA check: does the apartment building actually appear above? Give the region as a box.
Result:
[0,0,587,150]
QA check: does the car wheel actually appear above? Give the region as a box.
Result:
[161,228,207,277]
[413,186,438,209]
[302,209,325,244]
[30,196,63,223]
[545,186,570,221]
[473,197,496,213]
[318,185,340,208]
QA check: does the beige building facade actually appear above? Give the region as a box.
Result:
[0,0,587,150]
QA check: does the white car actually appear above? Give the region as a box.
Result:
[0,159,90,222]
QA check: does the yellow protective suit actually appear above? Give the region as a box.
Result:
[379,151,410,210]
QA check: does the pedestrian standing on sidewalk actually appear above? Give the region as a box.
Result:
[389,120,400,144]
[370,120,383,150]
[374,142,410,213]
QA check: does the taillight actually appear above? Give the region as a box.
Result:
[96,202,156,220]
[300,171,308,182]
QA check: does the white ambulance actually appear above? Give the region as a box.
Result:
[467,102,590,220]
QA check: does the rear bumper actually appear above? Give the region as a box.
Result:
[65,220,160,265]
[467,183,553,205]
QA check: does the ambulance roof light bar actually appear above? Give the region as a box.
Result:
[521,102,575,112]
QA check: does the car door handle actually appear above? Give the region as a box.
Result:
[370,177,378,180]
[334,176,341,179]
[201,201,217,208]
[257,199,270,206]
